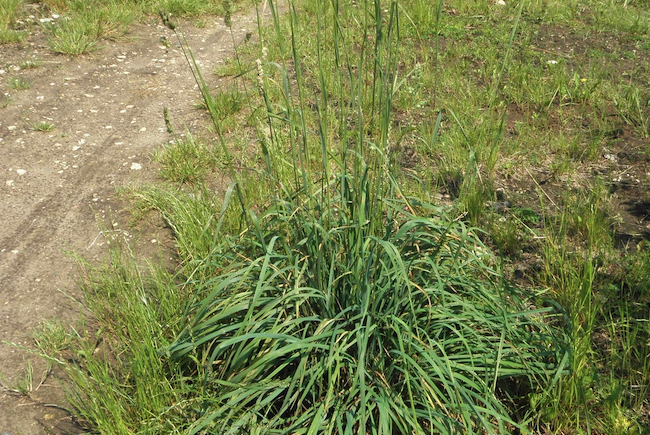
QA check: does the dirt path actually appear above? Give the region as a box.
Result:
[0,11,258,434]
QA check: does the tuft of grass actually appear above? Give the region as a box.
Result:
[42,0,135,56]
[158,0,220,16]
[31,121,56,132]
[0,27,26,44]
[0,0,25,44]
[44,18,104,56]
[153,134,220,184]
[8,76,32,90]
[33,246,190,435]
[1,94,12,108]
[165,170,570,434]
[20,59,41,70]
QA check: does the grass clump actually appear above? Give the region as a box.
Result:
[0,0,25,44]
[41,0,135,56]
[154,134,220,184]
[34,247,189,435]
[8,76,32,90]
[31,120,56,131]
[165,164,570,434]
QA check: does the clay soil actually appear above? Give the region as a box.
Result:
[0,11,257,435]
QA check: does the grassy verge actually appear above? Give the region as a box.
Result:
[0,0,242,55]
[21,0,650,434]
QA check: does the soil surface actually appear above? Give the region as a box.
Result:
[0,8,258,434]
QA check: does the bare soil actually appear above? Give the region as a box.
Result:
[0,10,257,435]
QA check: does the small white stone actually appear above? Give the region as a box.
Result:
[11,250,19,254]
[16,169,26,176]
[139,127,146,132]
[6,180,14,186]
[130,162,143,170]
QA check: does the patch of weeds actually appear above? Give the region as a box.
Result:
[1,94,12,108]
[31,121,56,132]
[8,76,32,90]
[20,59,42,70]
[0,0,25,44]
[487,204,544,258]
[33,319,72,356]
[43,19,103,56]
[154,134,219,184]
[33,246,190,435]
[208,88,245,123]
[41,0,68,13]
[42,1,135,56]
[159,0,219,16]
[0,362,35,396]
[615,85,650,138]
[562,181,615,250]
[640,40,650,53]
[488,212,522,257]
[194,87,247,134]
[0,361,50,397]
[513,207,543,226]
[214,57,249,77]
[0,28,26,44]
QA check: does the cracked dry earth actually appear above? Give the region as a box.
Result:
[0,12,257,435]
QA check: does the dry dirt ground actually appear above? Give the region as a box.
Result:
[0,9,259,435]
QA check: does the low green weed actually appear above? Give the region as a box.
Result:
[20,59,41,70]
[8,76,32,90]
[1,94,12,108]
[31,121,56,132]
[154,134,219,184]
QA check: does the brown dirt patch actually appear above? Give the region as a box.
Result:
[0,11,260,435]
